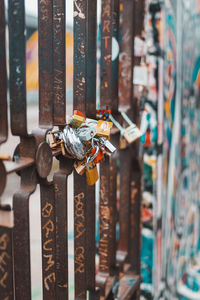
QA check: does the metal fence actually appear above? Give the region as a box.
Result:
[0,0,144,299]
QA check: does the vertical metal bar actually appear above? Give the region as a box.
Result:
[118,0,135,108]
[86,0,97,118]
[99,0,119,284]
[109,137,118,271]
[111,0,120,113]
[110,0,120,273]
[8,0,27,136]
[38,1,58,299]
[0,0,8,144]
[128,0,144,288]
[73,0,88,297]
[134,0,145,38]
[13,166,37,300]
[53,158,73,300]
[8,2,38,299]
[129,164,141,274]
[40,182,57,300]
[117,0,137,270]
[73,0,87,113]
[53,0,66,126]
[52,1,69,299]
[85,0,97,297]
[100,0,112,106]
[99,0,113,276]
[118,149,131,255]
[99,157,112,274]
[0,207,14,300]
[74,175,87,299]
[38,0,54,128]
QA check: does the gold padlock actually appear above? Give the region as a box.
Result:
[96,120,113,138]
[74,159,86,175]
[70,114,85,127]
[119,138,127,149]
[86,158,99,186]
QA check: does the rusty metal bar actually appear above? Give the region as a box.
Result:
[13,166,37,300]
[8,0,27,136]
[0,0,8,144]
[85,0,98,298]
[54,158,74,300]
[98,1,120,297]
[38,0,54,128]
[111,0,120,113]
[0,206,14,300]
[99,0,113,280]
[53,0,66,126]
[117,0,135,266]
[7,2,38,300]
[129,164,141,274]
[100,0,112,106]
[128,0,144,276]
[86,0,97,118]
[117,150,131,260]
[118,0,135,109]
[40,182,57,300]
[73,0,88,297]
[73,0,98,297]
[37,2,59,300]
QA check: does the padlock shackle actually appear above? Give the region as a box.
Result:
[120,111,136,127]
[109,114,124,134]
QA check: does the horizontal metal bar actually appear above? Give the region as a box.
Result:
[4,158,34,174]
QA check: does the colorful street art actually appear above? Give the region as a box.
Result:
[141,1,200,299]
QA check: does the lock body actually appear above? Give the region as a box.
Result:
[120,138,127,149]
[71,114,85,127]
[86,164,99,185]
[124,125,142,144]
[96,120,112,138]
[74,159,86,175]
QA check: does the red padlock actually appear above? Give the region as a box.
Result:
[91,147,104,164]
[74,110,86,118]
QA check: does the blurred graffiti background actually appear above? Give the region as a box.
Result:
[140,1,200,299]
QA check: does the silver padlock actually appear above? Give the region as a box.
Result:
[104,140,116,153]
[109,113,141,144]
[76,126,97,142]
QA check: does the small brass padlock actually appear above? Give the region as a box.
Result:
[96,120,113,138]
[74,159,86,175]
[119,138,127,149]
[70,115,85,127]
[86,157,99,186]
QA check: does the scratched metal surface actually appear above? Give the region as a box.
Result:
[0,0,143,299]
[99,0,114,284]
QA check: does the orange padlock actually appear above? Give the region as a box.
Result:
[91,147,104,164]
[74,110,85,118]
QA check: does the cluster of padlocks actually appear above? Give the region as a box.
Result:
[47,108,141,185]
